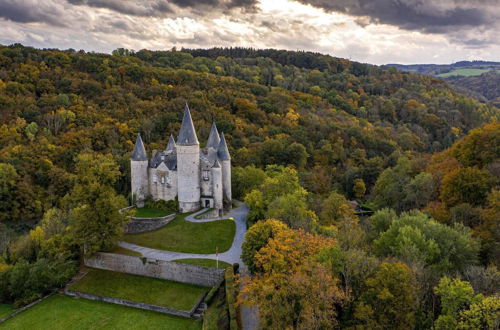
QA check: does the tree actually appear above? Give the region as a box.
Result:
[266,191,318,231]
[374,211,479,273]
[353,262,417,330]
[319,191,356,226]
[0,163,19,223]
[241,219,288,273]
[232,165,267,199]
[353,178,366,199]
[440,167,496,207]
[65,153,127,256]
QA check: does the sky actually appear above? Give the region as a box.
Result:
[0,0,499,65]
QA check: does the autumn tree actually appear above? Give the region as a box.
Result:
[353,262,417,330]
[64,153,128,256]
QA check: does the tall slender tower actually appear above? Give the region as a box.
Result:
[176,103,201,213]
[130,134,149,206]
[217,132,232,205]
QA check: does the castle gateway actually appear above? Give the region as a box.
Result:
[130,104,232,214]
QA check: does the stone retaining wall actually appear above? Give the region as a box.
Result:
[124,214,176,233]
[85,252,224,287]
[65,290,195,318]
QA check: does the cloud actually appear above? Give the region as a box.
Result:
[67,0,258,17]
[294,0,499,33]
[0,0,68,26]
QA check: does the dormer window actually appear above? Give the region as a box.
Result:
[161,176,165,184]
[203,170,210,181]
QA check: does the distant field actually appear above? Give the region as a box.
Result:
[437,68,493,77]
[124,213,235,253]
[69,268,207,311]
[0,294,201,330]
[174,258,232,269]
[0,304,14,318]
[133,207,171,218]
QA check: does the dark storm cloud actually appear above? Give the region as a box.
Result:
[0,0,67,26]
[67,0,257,16]
[295,0,497,33]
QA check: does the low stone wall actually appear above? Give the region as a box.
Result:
[0,292,55,324]
[125,214,176,233]
[65,290,194,318]
[85,252,225,287]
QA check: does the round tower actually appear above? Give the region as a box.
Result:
[218,132,232,204]
[176,103,201,213]
[212,159,223,212]
[130,134,149,207]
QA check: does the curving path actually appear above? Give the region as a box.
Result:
[118,202,249,266]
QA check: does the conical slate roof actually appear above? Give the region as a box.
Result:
[217,132,231,161]
[206,121,220,149]
[177,103,199,146]
[165,134,176,151]
[131,134,148,161]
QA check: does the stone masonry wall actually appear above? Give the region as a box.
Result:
[65,290,198,318]
[84,252,224,287]
[124,214,176,234]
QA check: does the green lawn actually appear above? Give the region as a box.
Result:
[174,258,232,269]
[0,294,201,330]
[124,213,235,254]
[69,268,207,311]
[133,207,171,218]
[437,68,493,77]
[110,245,142,257]
[0,304,14,318]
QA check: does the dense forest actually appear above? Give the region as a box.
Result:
[0,44,498,328]
[388,61,500,107]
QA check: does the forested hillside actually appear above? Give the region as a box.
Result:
[0,44,497,227]
[0,44,498,327]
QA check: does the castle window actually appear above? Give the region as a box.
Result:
[203,170,210,181]
[161,176,165,184]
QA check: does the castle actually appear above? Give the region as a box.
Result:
[130,103,231,214]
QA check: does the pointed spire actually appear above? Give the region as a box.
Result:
[131,134,148,161]
[177,103,199,146]
[206,121,220,149]
[217,132,231,161]
[165,134,176,152]
[212,158,221,168]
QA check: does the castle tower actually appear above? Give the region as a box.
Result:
[206,121,220,150]
[217,132,232,204]
[165,134,176,152]
[212,159,223,212]
[130,134,149,206]
[176,103,201,213]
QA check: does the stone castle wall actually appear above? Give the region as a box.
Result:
[124,214,176,234]
[84,252,224,287]
[176,145,201,212]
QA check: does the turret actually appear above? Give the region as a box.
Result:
[165,134,176,153]
[211,159,223,212]
[217,132,232,205]
[206,122,220,150]
[176,103,201,213]
[130,134,149,207]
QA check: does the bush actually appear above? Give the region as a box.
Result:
[0,258,77,306]
[225,267,238,330]
[144,196,179,212]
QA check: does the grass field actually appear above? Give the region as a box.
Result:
[0,304,14,318]
[69,268,207,311]
[124,213,235,253]
[174,258,232,269]
[110,245,142,257]
[133,207,171,218]
[437,68,493,77]
[0,294,201,330]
